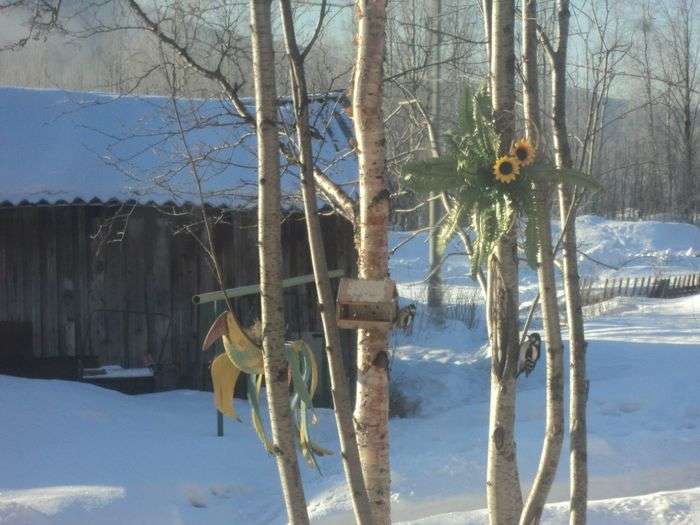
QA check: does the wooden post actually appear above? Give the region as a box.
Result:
[602,278,609,300]
[584,279,594,305]
[631,277,638,296]
[624,277,631,296]
[217,410,224,437]
[617,278,623,296]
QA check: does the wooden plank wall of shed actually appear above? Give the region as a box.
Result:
[0,205,357,389]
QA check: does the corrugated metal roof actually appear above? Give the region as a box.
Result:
[0,87,357,208]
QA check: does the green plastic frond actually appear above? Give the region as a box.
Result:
[523,164,602,192]
[401,157,461,193]
[458,85,475,135]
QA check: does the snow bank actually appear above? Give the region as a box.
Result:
[398,486,700,524]
[567,216,700,279]
[389,215,700,306]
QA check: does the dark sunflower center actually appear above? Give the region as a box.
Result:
[500,161,513,175]
[515,147,528,161]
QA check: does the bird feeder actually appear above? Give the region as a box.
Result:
[336,278,397,330]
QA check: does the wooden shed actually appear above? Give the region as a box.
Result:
[0,203,355,390]
[0,87,358,393]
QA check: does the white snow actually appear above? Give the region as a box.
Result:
[1,216,699,524]
[397,487,700,524]
[0,86,356,208]
[82,366,154,378]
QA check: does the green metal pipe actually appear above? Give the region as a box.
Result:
[192,269,346,305]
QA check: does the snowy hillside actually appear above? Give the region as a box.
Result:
[1,216,699,524]
[389,215,700,304]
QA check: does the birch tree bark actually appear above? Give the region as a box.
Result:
[486,1,523,523]
[519,1,565,523]
[352,1,392,523]
[427,0,443,317]
[250,2,309,523]
[277,2,373,522]
[542,1,589,522]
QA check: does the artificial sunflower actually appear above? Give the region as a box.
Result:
[511,139,536,167]
[493,155,520,184]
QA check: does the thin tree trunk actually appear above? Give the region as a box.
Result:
[520,1,565,523]
[549,1,588,522]
[427,0,443,317]
[682,13,695,221]
[353,2,392,523]
[641,9,660,214]
[250,2,309,523]
[482,0,493,83]
[665,96,674,210]
[486,1,523,523]
[277,2,373,522]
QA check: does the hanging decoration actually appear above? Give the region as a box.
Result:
[401,85,599,276]
[203,310,331,470]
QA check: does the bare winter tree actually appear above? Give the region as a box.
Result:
[485,1,524,523]
[250,1,310,523]
[519,1,565,523]
[539,0,589,521]
[352,1,392,522]
[657,0,698,221]
[277,1,373,522]
[426,0,444,316]
[0,0,63,49]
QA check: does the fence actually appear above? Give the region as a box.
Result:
[579,272,700,306]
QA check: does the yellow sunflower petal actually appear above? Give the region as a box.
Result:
[493,155,520,184]
[511,139,536,167]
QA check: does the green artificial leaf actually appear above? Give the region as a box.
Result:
[458,85,475,135]
[437,203,468,258]
[473,85,492,123]
[401,157,461,193]
[523,164,602,192]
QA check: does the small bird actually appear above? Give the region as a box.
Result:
[517,332,542,378]
[394,304,417,334]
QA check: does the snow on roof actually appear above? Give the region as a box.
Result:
[0,86,357,208]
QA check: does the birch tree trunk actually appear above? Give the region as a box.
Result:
[519,1,565,523]
[352,1,392,523]
[278,2,373,522]
[250,2,309,523]
[486,1,523,523]
[482,0,492,84]
[548,1,588,522]
[427,0,443,317]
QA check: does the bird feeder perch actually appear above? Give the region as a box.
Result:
[336,278,397,330]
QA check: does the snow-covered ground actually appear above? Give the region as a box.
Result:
[1,216,699,524]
